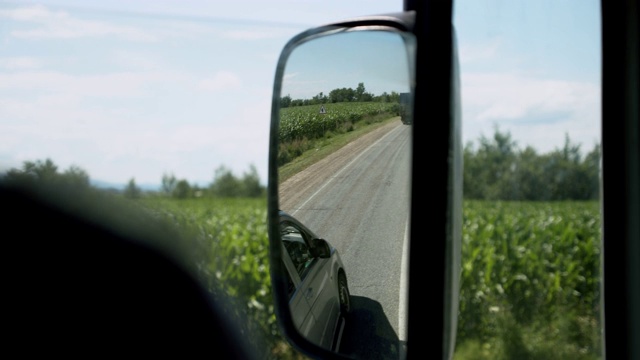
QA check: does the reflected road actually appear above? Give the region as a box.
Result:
[280,120,411,359]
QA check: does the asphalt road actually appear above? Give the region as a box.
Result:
[279,119,412,360]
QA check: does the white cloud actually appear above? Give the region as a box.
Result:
[461,72,601,153]
[0,67,268,184]
[110,51,163,71]
[198,71,242,92]
[0,4,59,21]
[0,56,43,70]
[0,5,156,41]
[283,72,299,81]
[462,72,599,121]
[0,70,188,98]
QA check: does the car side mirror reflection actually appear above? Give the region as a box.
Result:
[268,15,416,360]
[309,238,331,259]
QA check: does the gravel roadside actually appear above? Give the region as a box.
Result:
[278,119,403,210]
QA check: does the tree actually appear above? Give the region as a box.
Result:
[464,127,518,200]
[463,128,600,201]
[376,91,391,102]
[5,158,59,183]
[512,146,546,200]
[583,143,601,199]
[162,172,177,195]
[280,94,292,108]
[329,87,356,103]
[61,165,90,188]
[2,158,90,190]
[124,178,141,199]
[355,82,366,101]
[25,158,58,182]
[173,179,192,199]
[210,166,241,197]
[389,91,400,103]
[241,164,264,198]
[311,92,327,104]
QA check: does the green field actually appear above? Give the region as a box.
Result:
[279,102,399,143]
[133,196,602,360]
[277,102,400,179]
[455,200,601,360]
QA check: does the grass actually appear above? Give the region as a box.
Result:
[277,114,399,183]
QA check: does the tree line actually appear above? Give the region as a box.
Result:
[280,82,402,108]
[0,159,265,200]
[464,128,600,201]
[1,128,600,202]
[158,165,264,199]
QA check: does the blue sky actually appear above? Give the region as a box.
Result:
[282,30,412,99]
[454,0,601,154]
[0,0,601,188]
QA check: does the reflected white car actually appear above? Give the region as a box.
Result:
[279,210,351,352]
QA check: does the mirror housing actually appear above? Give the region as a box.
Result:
[268,5,461,359]
[268,12,416,360]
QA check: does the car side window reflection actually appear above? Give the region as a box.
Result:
[281,223,314,279]
[284,264,296,298]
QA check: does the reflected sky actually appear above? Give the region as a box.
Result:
[282,30,413,99]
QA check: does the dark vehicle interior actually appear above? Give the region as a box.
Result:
[2,182,258,359]
[2,0,637,359]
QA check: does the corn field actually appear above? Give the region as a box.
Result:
[135,196,602,359]
[279,102,399,142]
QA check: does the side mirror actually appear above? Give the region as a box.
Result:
[267,12,418,360]
[309,238,331,259]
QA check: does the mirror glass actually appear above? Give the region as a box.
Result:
[273,28,415,359]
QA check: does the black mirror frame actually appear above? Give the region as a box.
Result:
[267,11,417,360]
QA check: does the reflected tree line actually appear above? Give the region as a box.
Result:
[280,82,402,107]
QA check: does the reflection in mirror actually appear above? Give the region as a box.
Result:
[274,29,415,359]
